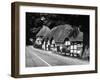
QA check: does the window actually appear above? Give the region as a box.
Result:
[52,40,55,44]
[67,41,71,45]
[70,42,83,55]
[64,41,70,46]
[70,43,77,54]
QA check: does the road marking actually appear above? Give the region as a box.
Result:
[32,52,51,66]
[29,48,51,66]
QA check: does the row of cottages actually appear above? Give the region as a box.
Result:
[38,37,83,57]
[34,24,84,57]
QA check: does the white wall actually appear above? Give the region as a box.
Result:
[0,0,99,80]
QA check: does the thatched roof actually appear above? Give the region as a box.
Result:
[48,24,73,42]
[47,24,83,42]
[36,25,51,37]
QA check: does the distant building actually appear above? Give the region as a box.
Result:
[34,36,42,49]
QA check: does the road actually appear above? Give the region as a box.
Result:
[26,46,89,67]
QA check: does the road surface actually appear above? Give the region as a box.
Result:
[26,46,89,67]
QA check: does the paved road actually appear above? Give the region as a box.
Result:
[26,46,89,67]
